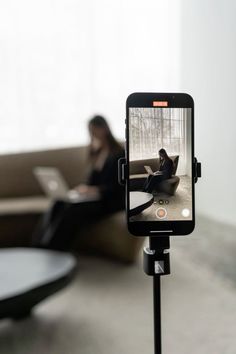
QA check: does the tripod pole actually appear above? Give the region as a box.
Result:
[153,275,162,354]
[143,236,170,354]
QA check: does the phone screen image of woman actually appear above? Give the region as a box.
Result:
[128,107,192,222]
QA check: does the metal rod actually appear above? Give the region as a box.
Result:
[149,236,170,251]
[149,236,170,354]
[153,275,162,354]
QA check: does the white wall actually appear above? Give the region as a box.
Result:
[180,0,236,226]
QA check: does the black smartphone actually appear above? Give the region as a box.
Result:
[126,92,195,236]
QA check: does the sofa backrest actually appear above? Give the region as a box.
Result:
[130,155,179,175]
[0,146,89,198]
[172,156,179,175]
[130,158,159,175]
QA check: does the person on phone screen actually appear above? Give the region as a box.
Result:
[143,148,173,193]
[32,115,125,250]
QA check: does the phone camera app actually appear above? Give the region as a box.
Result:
[129,105,192,222]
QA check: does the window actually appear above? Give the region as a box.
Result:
[129,108,189,175]
[0,0,181,154]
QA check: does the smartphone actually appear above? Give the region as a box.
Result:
[126,92,195,236]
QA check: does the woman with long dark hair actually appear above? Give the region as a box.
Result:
[32,115,125,250]
[143,148,173,193]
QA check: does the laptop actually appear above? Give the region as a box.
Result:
[144,165,154,175]
[144,166,162,176]
[33,167,98,202]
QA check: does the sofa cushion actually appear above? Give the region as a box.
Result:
[75,211,145,263]
[0,197,50,216]
[129,173,147,179]
[156,175,180,195]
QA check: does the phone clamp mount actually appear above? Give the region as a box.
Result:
[118,157,201,354]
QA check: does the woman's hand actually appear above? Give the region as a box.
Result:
[75,184,100,197]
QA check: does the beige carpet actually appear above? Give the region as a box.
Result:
[0,216,236,354]
[131,175,192,221]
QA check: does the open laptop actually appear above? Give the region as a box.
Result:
[144,165,154,175]
[33,167,98,202]
[144,166,162,176]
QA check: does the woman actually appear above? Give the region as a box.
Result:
[32,115,125,250]
[143,148,173,193]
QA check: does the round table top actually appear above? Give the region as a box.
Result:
[130,191,154,216]
[0,248,76,301]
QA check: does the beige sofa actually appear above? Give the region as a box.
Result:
[0,146,144,262]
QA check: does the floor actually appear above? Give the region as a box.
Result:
[131,175,192,221]
[0,216,236,354]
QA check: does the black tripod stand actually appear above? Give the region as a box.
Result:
[118,156,201,354]
[143,236,171,354]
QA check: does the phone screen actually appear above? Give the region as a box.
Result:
[126,93,194,236]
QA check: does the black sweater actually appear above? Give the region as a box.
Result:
[87,149,125,212]
[159,158,173,179]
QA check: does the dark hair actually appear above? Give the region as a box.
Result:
[159,148,170,161]
[88,115,122,158]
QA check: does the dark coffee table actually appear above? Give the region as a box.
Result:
[0,248,77,320]
[130,191,154,216]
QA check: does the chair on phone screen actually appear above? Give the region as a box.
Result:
[129,155,180,196]
[154,156,180,196]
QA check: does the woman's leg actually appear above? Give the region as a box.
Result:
[143,175,152,191]
[145,175,163,193]
[34,200,105,251]
[31,200,70,248]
